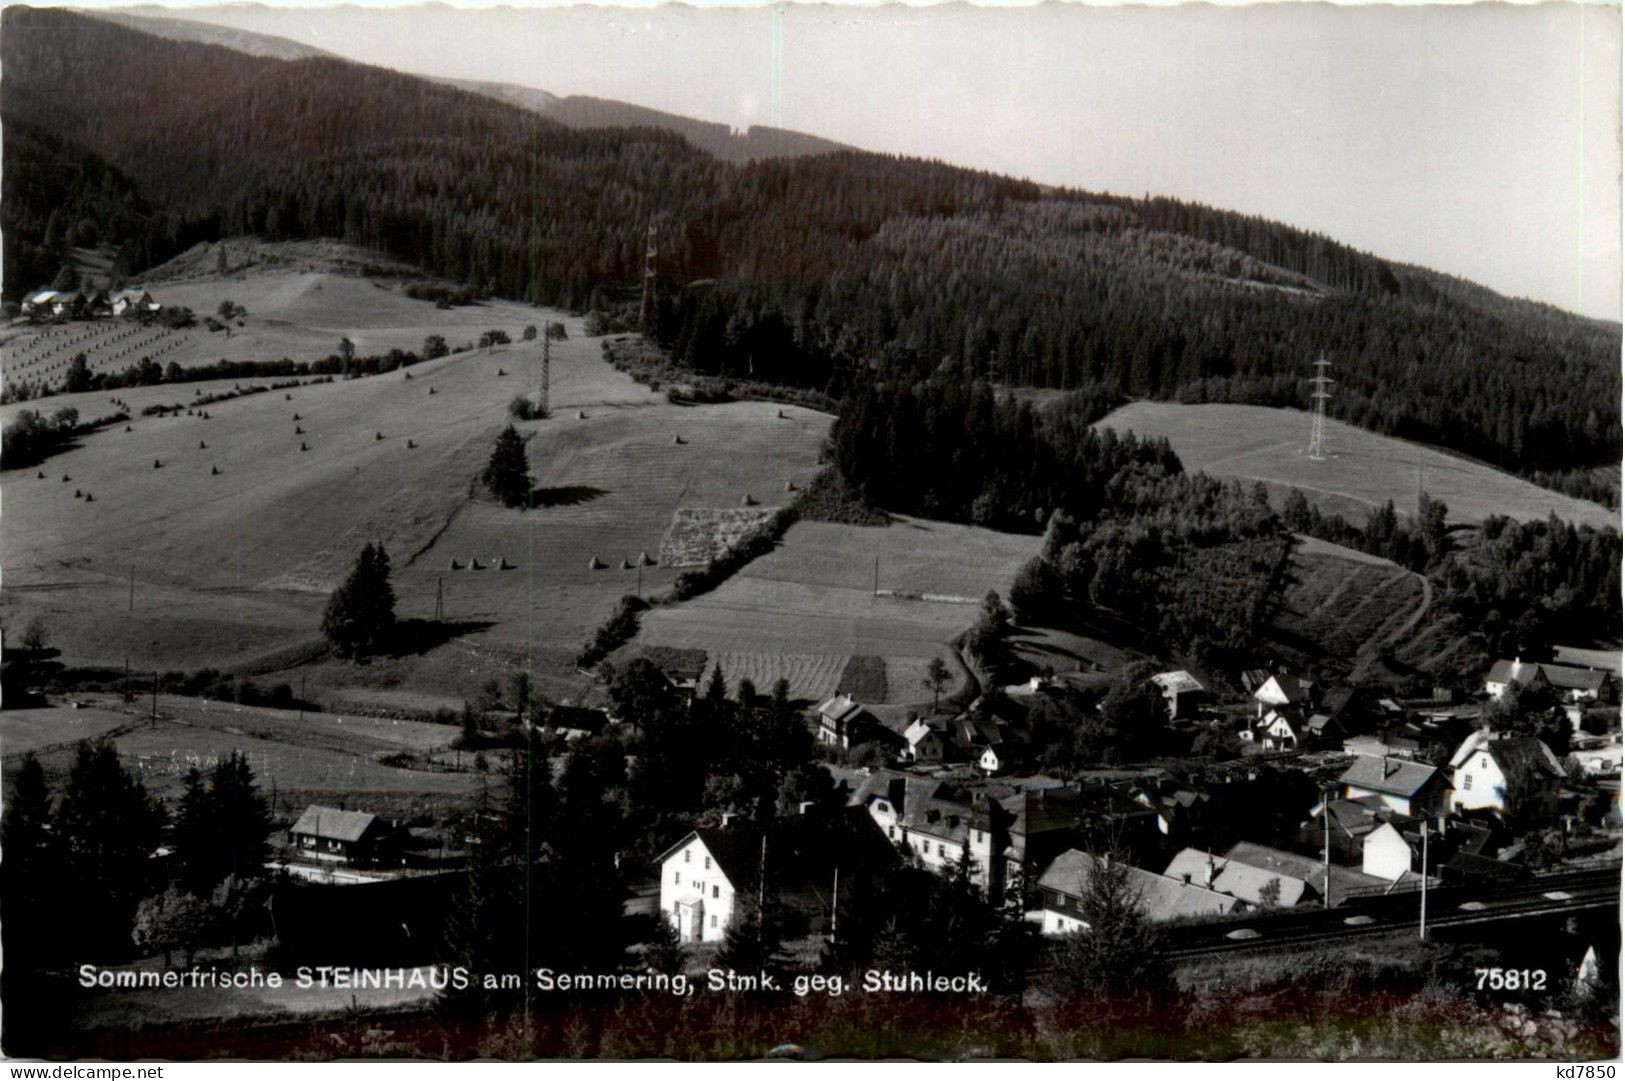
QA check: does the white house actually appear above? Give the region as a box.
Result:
[1256,708,1302,752]
[110,289,159,316]
[1448,731,1565,816]
[902,718,946,763]
[1485,658,1618,706]
[863,778,996,891]
[656,829,747,943]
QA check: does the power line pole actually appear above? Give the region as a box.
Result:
[435,576,444,623]
[1307,355,1334,461]
[873,554,879,598]
[150,671,158,728]
[1419,820,1429,940]
[128,563,135,612]
[298,673,307,723]
[1322,786,1331,910]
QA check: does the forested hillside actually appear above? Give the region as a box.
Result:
[3,6,1618,483]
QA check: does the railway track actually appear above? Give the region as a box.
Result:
[1162,865,1620,958]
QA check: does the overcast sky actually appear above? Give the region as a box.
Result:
[96,1,1624,321]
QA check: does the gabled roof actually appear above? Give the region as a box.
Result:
[290,805,381,843]
[1537,665,1612,692]
[817,694,867,725]
[1151,670,1204,695]
[903,718,941,746]
[1255,673,1313,704]
[1162,847,1311,907]
[1484,737,1565,786]
[1040,849,1239,922]
[1222,841,1391,906]
[659,812,896,897]
[1339,755,1443,798]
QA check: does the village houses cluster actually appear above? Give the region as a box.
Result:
[282,647,1621,949]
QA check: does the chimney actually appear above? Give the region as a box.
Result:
[1182,873,1192,885]
[1384,758,1401,778]
[721,811,736,828]
[1205,853,1217,887]
[798,800,815,816]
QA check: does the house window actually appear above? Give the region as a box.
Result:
[704,857,712,870]
[712,885,720,899]
[673,902,681,915]
[888,826,896,839]
[685,850,691,863]
[938,843,946,858]
[674,871,681,884]
[1463,774,1472,791]
[711,915,718,928]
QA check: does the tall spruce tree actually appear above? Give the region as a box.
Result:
[482,424,532,508]
[321,541,396,657]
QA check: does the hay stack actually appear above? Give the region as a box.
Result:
[293,413,301,421]
[587,556,606,570]
[740,493,757,506]
[300,442,308,452]
[578,410,587,420]
[620,559,633,570]
[777,408,786,419]
[784,480,797,492]
[469,558,484,570]
[211,465,220,476]
[640,552,655,566]
[199,440,207,449]
[672,435,686,445]
[74,489,82,498]
[449,559,463,571]
[84,493,93,503]
[375,431,384,441]
[153,460,162,469]
[295,426,304,435]
[429,387,436,395]
[406,439,417,449]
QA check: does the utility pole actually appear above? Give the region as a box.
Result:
[150,671,158,728]
[129,563,135,612]
[831,865,839,943]
[1307,355,1334,461]
[1322,786,1331,910]
[1419,820,1429,941]
[435,576,445,623]
[636,561,644,597]
[298,673,307,723]
[873,554,879,598]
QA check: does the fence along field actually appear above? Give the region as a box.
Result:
[1095,401,1618,530]
[631,516,1039,705]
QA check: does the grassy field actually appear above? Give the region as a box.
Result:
[1,694,482,820]
[2,240,557,391]
[2,260,829,710]
[1096,401,1617,530]
[629,516,1038,706]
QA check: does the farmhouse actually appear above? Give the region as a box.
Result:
[861,776,998,892]
[1448,731,1565,817]
[901,717,947,763]
[1254,707,1303,751]
[815,693,879,750]
[289,805,399,867]
[111,289,160,316]
[1339,755,1451,817]
[1038,849,1237,935]
[658,814,893,944]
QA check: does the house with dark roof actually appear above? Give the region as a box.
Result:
[815,694,878,750]
[657,812,894,944]
[289,805,399,866]
[1222,841,1397,907]
[1448,731,1566,818]
[1339,755,1451,817]
[1253,672,1314,717]
[1038,849,1238,934]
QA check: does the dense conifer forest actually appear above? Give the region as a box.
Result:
[3,6,1619,488]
